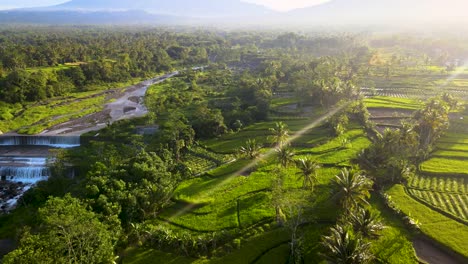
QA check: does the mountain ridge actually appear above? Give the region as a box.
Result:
[50,0,273,18]
[2,0,468,26]
[287,0,468,23]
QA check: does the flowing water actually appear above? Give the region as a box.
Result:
[0,71,181,212]
[0,136,80,148]
[0,136,80,212]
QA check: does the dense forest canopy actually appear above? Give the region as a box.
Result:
[1,26,468,264]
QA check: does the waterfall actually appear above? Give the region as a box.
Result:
[0,157,49,166]
[0,136,80,148]
[0,166,50,184]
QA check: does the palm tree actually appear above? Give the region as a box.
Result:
[415,98,450,150]
[271,168,287,226]
[295,157,321,191]
[239,139,261,159]
[348,208,385,238]
[276,147,295,167]
[321,225,373,264]
[333,168,373,212]
[269,121,290,148]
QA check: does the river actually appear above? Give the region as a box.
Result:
[0,71,179,212]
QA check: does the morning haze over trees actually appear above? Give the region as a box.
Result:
[0,0,468,264]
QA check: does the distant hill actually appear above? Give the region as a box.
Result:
[286,0,468,24]
[51,0,272,18]
[1,0,467,26]
[0,10,186,25]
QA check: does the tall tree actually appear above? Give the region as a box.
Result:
[159,112,195,161]
[414,98,450,150]
[348,208,385,238]
[276,147,295,168]
[295,157,321,191]
[239,139,262,160]
[269,121,290,148]
[271,168,287,226]
[4,195,115,264]
[332,169,373,212]
[321,225,373,264]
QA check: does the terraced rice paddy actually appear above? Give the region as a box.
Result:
[184,146,235,175]
[387,185,468,259]
[421,131,468,177]
[140,119,402,262]
[407,174,468,221]
[387,103,464,218]
[364,96,422,110]
[368,93,468,260]
[410,124,468,223]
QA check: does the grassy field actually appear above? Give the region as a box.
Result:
[387,185,468,258]
[119,77,426,263]
[25,63,80,73]
[128,111,416,263]
[420,158,468,176]
[367,57,468,99]
[367,101,468,261]
[202,118,328,154]
[407,118,468,222]
[364,96,423,110]
[368,195,420,264]
[0,91,108,134]
[96,54,466,264]
[0,78,142,134]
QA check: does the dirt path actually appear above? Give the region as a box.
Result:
[413,238,465,264]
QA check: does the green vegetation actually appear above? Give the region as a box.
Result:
[0,91,107,134]
[422,130,468,176]
[122,248,197,264]
[1,27,468,264]
[420,158,468,175]
[26,63,79,73]
[400,110,468,224]
[364,96,423,110]
[3,195,115,264]
[387,185,468,258]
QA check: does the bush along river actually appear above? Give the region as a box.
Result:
[0,70,183,213]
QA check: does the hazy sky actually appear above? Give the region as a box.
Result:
[244,0,330,11]
[0,0,64,10]
[0,0,330,11]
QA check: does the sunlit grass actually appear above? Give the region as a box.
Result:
[387,185,468,258]
[420,158,468,176]
[0,78,143,134]
[364,96,422,110]
[369,195,420,264]
[0,93,107,134]
[25,63,78,73]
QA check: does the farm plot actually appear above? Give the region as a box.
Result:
[202,118,328,154]
[150,123,371,258]
[407,189,468,221]
[184,147,235,175]
[421,131,468,177]
[408,111,468,220]
[368,70,468,100]
[387,185,468,259]
[407,174,468,221]
[364,96,422,111]
[142,125,414,262]
[364,96,421,133]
